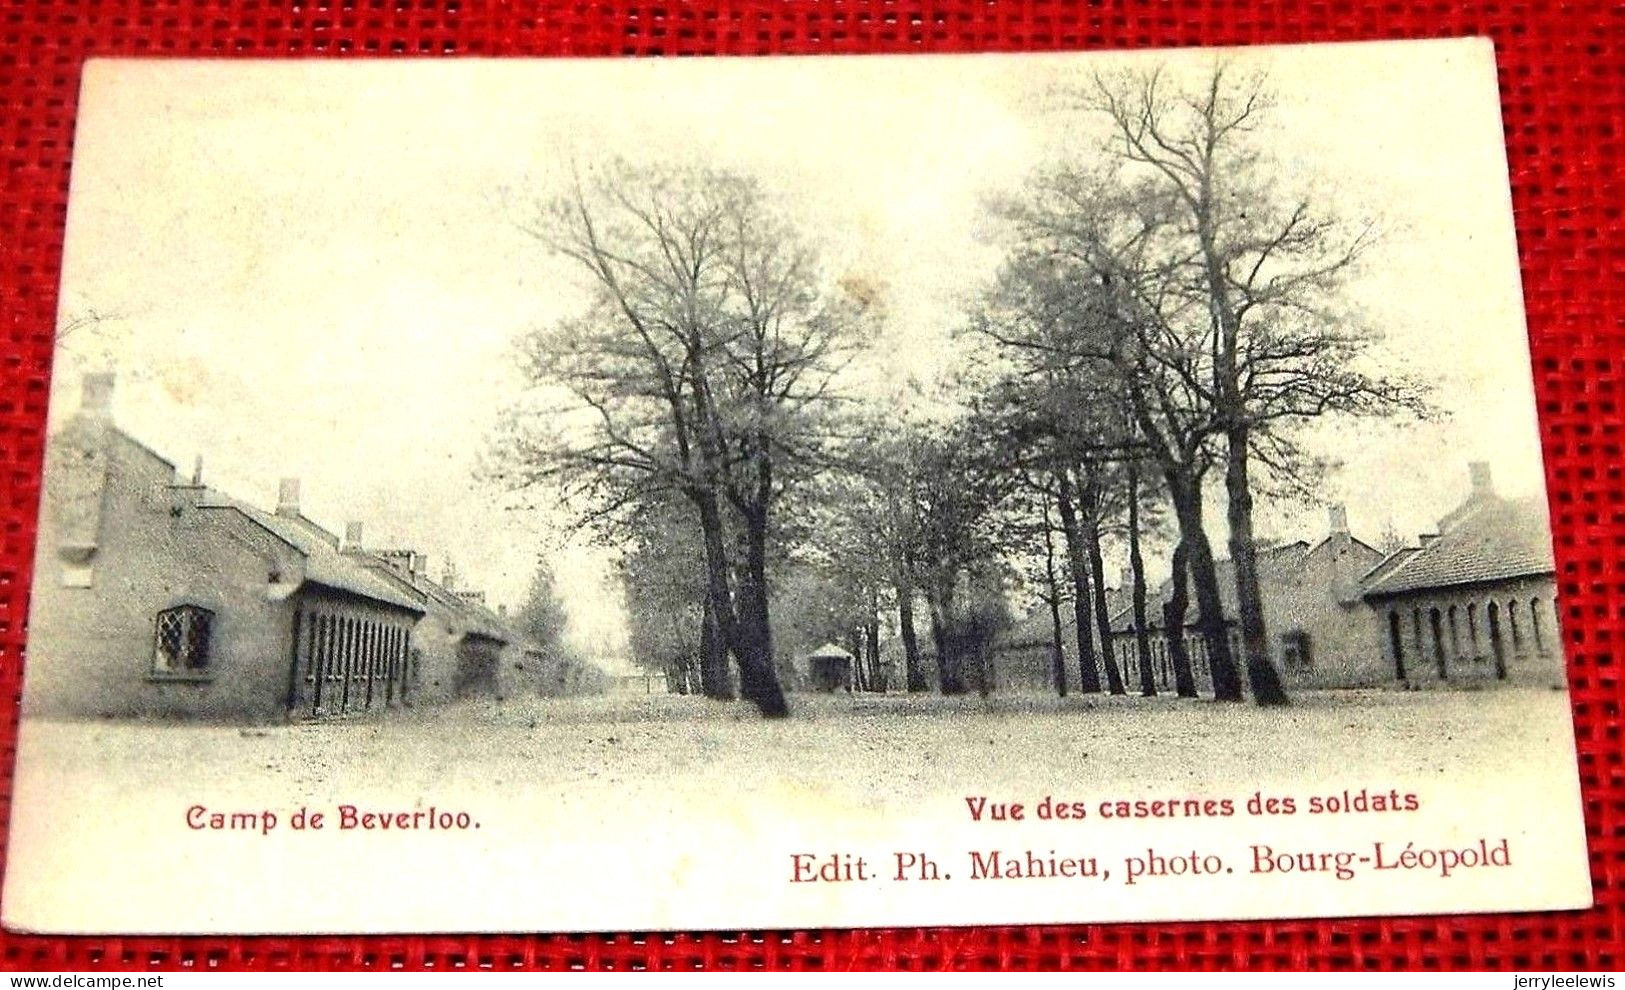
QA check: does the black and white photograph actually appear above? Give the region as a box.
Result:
[2,38,1592,933]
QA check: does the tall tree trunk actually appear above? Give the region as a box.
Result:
[897,578,927,692]
[969,586,995,698]
[738,510,789,717]
[699,590,734,700]
[696,490,788,718]
[1080,490,1125,696]
[1192,193,1289,708]
[1222,424,1290,706]
[1165,470,1243,701]
[926,579,966,695]
[1042,499,1069,698]
[1055,471,1102,693]
[865,599,884,693]
[1163,540,1199,698]
[1127,462,1157,698]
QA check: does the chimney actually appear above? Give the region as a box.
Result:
[1420,532,1442,547]
[442,559,457,591]
[413,552,429,581]
[80,373,115,419]
[276,478,301,517]
[54,374,118,586]
[1326,503,1356,602]
[342,521,364,554]
[190,454,204,487]
[1469,461,1494,498]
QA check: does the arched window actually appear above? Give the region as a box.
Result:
[1467,603,1480,656]
[1487,601,1507,679]
[303,612,320,685]
[154,605,214,673]
[1429,608,1447,679]
[325,615,339,681]
[1447,605,1461,658]
[1530,598,1546,654]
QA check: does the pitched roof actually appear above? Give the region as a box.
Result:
[1107,540,1312,631]
[109,427,427,614]
[229,503,428,613]
[1361,496,1555,599]
[1360,545,1420,588]
[805,642,854,661]
[410,574,513,642]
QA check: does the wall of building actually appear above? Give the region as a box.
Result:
[408,606,464,705]
[496,644,548,699]
[1108,536,1388,693]
[26,429,305,721]
[989,641,1059,692]
[1369,574,1564,687]
[1265,536,1389,688]
[1113,627,1223,695]
[453,635,504,698]
[288,588,420,719]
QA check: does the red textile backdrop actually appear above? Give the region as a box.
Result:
[0,0,1620,972]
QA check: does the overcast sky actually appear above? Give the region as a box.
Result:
[49,39,1544,664]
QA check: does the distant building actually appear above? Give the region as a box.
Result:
[1102,506,1388,691]
[1361,463,1562,687]
[25,374,545,722]
[802,643,856,692]
[995,505,1386,694]
[993,608,1070,693]
[609,671,669,695]
[363,551,540,704]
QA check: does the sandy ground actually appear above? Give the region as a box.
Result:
[2,686,1592,933]
[10,685,1579,811]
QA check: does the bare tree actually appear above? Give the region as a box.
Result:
[1088,63,1428,704]
[495,161,860,717]
[971,210,1241,700]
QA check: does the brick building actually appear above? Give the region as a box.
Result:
[24,374,539,722]
[364,551,547,703]
[1360,464,1562,687]
[1099,506,1389,691]
[995,505,1387,695]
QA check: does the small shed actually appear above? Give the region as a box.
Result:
[803,643,855,693]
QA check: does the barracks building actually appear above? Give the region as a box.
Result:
[996,464,1561,694]
[23,374,546,722]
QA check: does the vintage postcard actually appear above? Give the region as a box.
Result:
[2,38,1592,933]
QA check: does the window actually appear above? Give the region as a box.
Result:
[154,605,214,673]
[1388,611,1407,681]
[1281,630,1313,674]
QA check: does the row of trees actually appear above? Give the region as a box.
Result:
[494,165,862,716]
[492,63,1423,717]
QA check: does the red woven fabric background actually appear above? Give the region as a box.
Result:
[0,0,1620,972]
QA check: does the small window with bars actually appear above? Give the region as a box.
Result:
[154,605,214,673]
